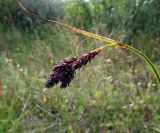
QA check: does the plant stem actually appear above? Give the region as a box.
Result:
[127,45,160,88]
[17,0,121,45]
[100,43,160,88]
[17,0,160,88]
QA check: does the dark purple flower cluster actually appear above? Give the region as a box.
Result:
[45,50,100,89]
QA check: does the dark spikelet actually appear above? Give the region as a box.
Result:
[45,49,101,89]
[73,50,100,70]
[45,58,77,88]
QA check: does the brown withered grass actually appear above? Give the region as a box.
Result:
[45,49,101,89]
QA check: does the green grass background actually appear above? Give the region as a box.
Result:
[0,25,160,133]
[0,0,160,132]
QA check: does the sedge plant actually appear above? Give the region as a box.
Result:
[17,0,160,89]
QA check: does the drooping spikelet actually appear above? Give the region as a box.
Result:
[45,58,77,88]
[73,50,100,70]
[45,49,101,89]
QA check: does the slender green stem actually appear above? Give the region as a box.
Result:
[101,44,160,88]
[126,45,160,88]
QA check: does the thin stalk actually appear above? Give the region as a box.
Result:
[127,45,160,88]
[17,0,160,88]
[17,0,120,44]
[95,43,117,51]
[99,44,160,88]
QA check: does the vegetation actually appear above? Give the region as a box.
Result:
[0,0,160,132]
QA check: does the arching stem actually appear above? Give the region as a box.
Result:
[127,45,160,88]
[98,43,160,88]
[17,0,160,88]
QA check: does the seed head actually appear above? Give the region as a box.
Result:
[73,50,100,70]
[45,49,101,89]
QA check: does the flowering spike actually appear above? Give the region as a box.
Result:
[45,50,101,89]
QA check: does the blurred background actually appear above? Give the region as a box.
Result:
[0,0,160,132]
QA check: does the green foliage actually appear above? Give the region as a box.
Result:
[0,0,64,29]
[0,26,160,132]
[65,0,92,29]
[0,0,160,132]
[65,0,160,56]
